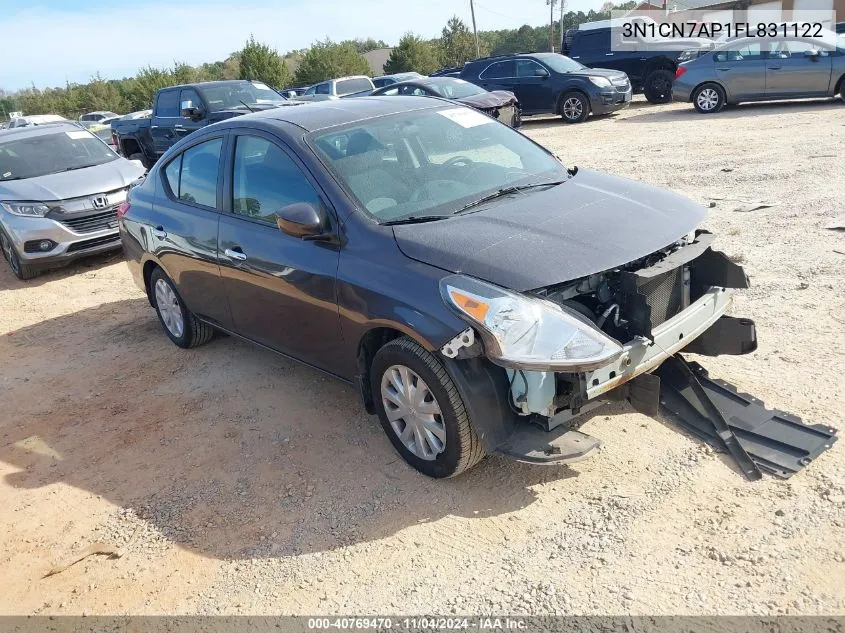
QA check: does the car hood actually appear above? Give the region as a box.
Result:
[571,67,628,81]
[0,158,146,202]
[392,168,706,291]
[458,90,518,108]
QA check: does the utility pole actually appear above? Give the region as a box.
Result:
[560,0,566,52]
[547,0,558,52]
[469,0,480,58]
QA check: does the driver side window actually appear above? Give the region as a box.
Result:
[232,135,321,227]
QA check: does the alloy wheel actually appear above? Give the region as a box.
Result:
[380,364,446,461]
[696,88,719,112]
[563,97,583,120]
[155,278,185,338]
[0,232,20,275]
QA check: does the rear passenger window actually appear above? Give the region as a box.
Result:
[316,83,331,95]
[163,137,222,208]
[156,90,180,117]
[231,135,321,226]
[481,61,515,79]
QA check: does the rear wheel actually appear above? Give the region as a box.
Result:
[559,92,589,123]
[370,336,485,478]
[150,267,214,348]
[643,69,674,104]
[0,229,38,280]
[692,83,726,114]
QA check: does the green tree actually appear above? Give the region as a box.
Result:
[440,16,478,67]
[238,35,291,88]
[343,37,390,54]
[293,40,370,86]
[384,33,440,75]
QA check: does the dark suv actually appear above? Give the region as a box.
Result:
[459,52,631,123]
[563,23,712,103]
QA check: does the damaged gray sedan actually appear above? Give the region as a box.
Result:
[120,97,835,479]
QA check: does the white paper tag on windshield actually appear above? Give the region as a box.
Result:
[250,81,270,90]
[65,130,91,140]
[437,107,492,128]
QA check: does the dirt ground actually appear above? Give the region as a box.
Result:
[1,96,844,616]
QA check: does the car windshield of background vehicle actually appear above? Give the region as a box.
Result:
[427,80,485,99]
[201,81,286,111]
[538,53,586,73]
[311,107,567,223]
[0,130,118,181]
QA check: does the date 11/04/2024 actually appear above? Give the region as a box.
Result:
[307,617,528,630]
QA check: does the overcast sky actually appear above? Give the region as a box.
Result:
[1,0,604,91]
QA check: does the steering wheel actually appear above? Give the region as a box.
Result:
[442,156,474,168]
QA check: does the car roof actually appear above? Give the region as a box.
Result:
[234,96,445,132]
[160,79,268,91]
[0,122,86,143]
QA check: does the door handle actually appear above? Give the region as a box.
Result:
[605,53,614,56]
[152,225,167,239]
[150,125,159,129]
[768,66,782,70]
[717,67,731,71]
[173,126,187,132]
[224,247,247,261]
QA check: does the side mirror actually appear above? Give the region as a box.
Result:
[180,100,204,120]
[276,202,328,238]
[804,49,820,60]
[534,67,550,78]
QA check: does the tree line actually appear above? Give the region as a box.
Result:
[0,5,633,120]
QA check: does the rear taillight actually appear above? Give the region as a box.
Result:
[675,66,687,79]
[116,201,130,219]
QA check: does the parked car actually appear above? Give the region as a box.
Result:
[562,16,713,103]
[372,72,425,88]
[673,36,845,113]
[80,111,121,124]
[0,123,146,279]
[371,77,521,127]
[430,66,463,77]
[6,114,68,129]
[119,98,755,478]
[121,109,153,120]
[111,80,293,168]
[295,76,375,101]
[459,52,631,123]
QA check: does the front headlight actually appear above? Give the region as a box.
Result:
[440,275,623,372]
[1,201,51,217]
[588,76,613,88]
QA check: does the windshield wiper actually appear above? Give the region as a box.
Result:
[237,100,257,112]
[454,180,568,214]
[60,164,100,173]
[381,215,449,226]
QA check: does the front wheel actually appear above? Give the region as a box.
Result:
[559,92,589,123]
[370,336,485,478]
[150,267,214,348]
[0,229,38,280]
[692,83,726,114]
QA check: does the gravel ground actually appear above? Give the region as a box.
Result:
[1,96,843,616]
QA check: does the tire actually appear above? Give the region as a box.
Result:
[0,229,38,280]
[559,92,589,124]
[149,267,214,349]
[692,83,726,114]
[840,79,845,102]
[643,69,674,104]
[370,336,485,478]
